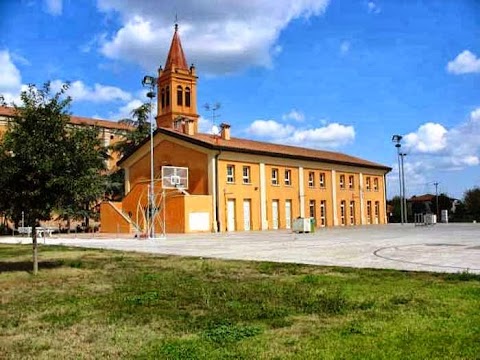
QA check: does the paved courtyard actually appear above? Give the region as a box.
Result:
[1,223,479,274]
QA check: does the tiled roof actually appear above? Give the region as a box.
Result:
[164,25,188,71]
[147,127,391,171]
[409,194,435,202]
[0,106,133,131]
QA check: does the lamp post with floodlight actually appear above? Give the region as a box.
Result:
[142,75,157,239]
[392,135,404,224]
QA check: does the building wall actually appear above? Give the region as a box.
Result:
[214,151,389,232]
[126,139,209,195]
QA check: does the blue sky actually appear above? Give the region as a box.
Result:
[1,0,479,199]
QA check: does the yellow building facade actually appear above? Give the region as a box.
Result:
[100,25,391,234]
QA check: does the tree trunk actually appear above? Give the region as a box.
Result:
[67,218,71,234]
[32,224,38,275]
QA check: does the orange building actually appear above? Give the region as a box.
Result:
[100,25,391,234]
[0,106,132,171]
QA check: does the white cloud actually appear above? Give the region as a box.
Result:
[402,108,480,173]
[44,0,63,16]
[447,50,480,74]
[367,1,381,14]
[0,50,24,104]
[247,119,354,149]
[404,122,447,153]
[51,80,132,103]
[97,0,330,74]
[282,109,304,122]
[248,120,295,138]
[340,41,350,55]
[0,50,22,92]
[108,99,144,120]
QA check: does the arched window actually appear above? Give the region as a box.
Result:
[166,86,170,107]
[185,87,191,107]
[177,85,183,106]
[161,88,165,108]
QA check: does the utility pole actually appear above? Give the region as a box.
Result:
[433,181,440,221]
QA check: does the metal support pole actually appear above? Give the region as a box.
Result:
[400,153,408,223]
[396,146,404,224]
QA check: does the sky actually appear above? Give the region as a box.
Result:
[1,0,479,199]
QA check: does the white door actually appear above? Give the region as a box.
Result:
[272,200,279,230]
[243,199,251,231]
[285,200,292,229]
[227,199,236,232]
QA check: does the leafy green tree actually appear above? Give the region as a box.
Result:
[56,125,108,231]
[387,196,402,223]
[0,82,107,273]
[464,187,480,221]
[106,103,151,200]
[112,103,151,157]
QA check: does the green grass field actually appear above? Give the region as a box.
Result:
[1,243,479,359]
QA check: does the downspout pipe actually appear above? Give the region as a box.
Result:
[215,150,222,232]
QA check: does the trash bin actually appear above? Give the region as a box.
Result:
[310,217,316,233]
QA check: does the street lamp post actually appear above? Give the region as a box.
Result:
[392,135,404,225]
[142,75,157,239]
[400,152,408,223]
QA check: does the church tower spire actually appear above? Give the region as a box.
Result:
[156,24,199,131]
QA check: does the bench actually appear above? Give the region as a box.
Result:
[17,227,55,237]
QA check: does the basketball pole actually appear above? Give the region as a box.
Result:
[142,75,157,240]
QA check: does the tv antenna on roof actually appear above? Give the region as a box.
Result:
[204,102,221,134]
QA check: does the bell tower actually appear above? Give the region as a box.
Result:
[156,24,199,132]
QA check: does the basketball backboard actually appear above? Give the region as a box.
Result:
[161,166,189,190]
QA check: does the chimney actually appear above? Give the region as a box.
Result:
[185,119,196,136]
[220,123,231,140]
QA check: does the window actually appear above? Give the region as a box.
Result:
[339,174,345,189]
[320,200,326,226]
[284,169,291,186]
[166,86,170,106]
[227,165,235,183]
[365,177,371,191]
[185,87,191,107]
[340,200,346,225]
[308,171,315,188]
[177,85,183,106]
[349,201,355,225]
[309,200,316,218]
[348,175,354,190]
[161,88,165,108]
[319,172,325,188]
[373,178,379,191]
[375,201,380,224]
[271,168,279,185]
[367,201,372,224]
[242,166,251,184]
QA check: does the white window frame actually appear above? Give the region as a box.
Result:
[366,177,371,191]
[339,175,345,189]
[226,165,235,183]
[319,172,325,188]
[349,175,354,190]
[373,178,379,191]
[284,169,291,186]
[271,168,279,185]
[242,166,251,184]
[308,171,315,188]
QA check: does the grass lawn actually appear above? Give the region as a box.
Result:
[0,244,479,359]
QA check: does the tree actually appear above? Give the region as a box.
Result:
[112,103,151,157]
[56,125,108,231]
[0,82,107,273]
[387,196,402,223]
[464,187,480,221]
[106,103,151,200]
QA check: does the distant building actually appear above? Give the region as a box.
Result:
[0,105,132,171]
[100,25,392,234]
